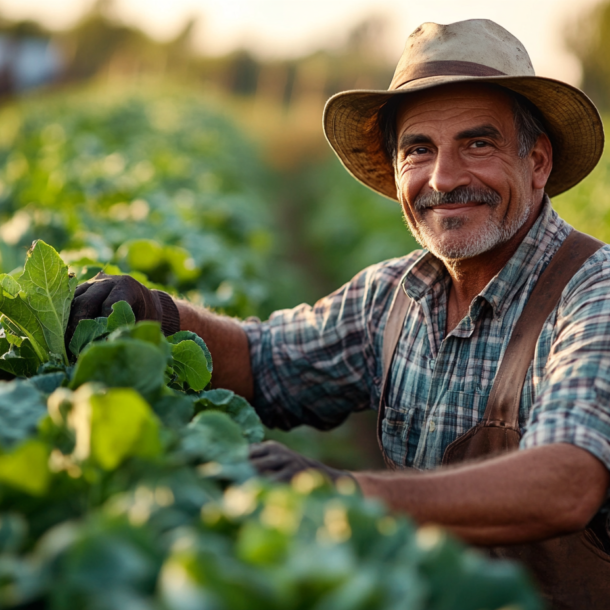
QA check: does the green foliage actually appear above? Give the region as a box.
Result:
[553,123,610,242]
[565,2,610,112]
[17,240,76,362]
[70,338,168,399]
[0,83,284,318]
[0,379,47,448]
[196,388,265,443]
[106,299,136,331]
[0,242,541,609]
[0,240,75,365]
[170,340,211,391]
[292,157,419,290]
[89,388,162,469]
[68,317,108,357]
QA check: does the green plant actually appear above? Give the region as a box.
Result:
[0,241,541,610]
[0,83,290,319]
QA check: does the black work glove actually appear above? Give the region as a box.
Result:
[67,272,180,343]
[249,440,354,484]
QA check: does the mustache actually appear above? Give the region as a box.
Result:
[414,186,502,210]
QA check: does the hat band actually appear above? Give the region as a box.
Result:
[390,60,507,90]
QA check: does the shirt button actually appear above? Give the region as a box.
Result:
[429,420,436,432]
[428,359,435,370]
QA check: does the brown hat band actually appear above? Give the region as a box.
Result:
[390,60,507,90]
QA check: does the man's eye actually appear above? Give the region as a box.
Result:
[471,140,489,148]
[409,147,430,155]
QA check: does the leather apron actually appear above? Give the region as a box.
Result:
[376,230,610,609]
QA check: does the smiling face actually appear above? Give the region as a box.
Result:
[394,83,551,261]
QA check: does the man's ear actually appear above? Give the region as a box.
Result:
[530,133,553,190]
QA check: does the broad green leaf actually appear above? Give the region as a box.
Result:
[70,339,167,399]
[69,318,108,357]
[0,339,41,378]
[0,513,28,553]
[195,389,264,443]
[90,388,161,469]
[0,296,49,363]
[164,245,200,283]
[106,300,136,332]
[0,380,47,448]
[170,340,211,392]
[121,239,164,273]
[0,275,20,297]
[28,372,66,395]
[112,321,171,356]
[0,353,32,378]
[39,517,162,610]
[167,331,213,374]
[109,321,173,365]
[176,411,247,465]
[19,339,41,372]
[16,241,76,364]
[236,521,291,566]
[128,321,163,345]
[0,439,50,495]
[151,391,194,431]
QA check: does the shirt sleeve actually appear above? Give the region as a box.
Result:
[521,248,610,473]
[241,258,409,431]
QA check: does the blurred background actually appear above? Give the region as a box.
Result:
[0,0,608,469]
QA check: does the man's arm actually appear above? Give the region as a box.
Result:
[176,300,253,400]
[353,443,609,546]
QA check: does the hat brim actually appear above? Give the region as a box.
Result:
[323,74,605,200]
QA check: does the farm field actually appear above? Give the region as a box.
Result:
[2,82,606,609]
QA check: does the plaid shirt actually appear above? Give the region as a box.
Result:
[243,198,610,479]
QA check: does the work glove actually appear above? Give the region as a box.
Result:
[66,272,180,343]
[249,440,355,484]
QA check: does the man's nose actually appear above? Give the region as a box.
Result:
[428,148,471,193]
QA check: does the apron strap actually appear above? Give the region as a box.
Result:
[483,229,604,428]
[377,229,604,465]
[377,279,410,467]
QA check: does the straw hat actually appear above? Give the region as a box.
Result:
[323,19,604,200]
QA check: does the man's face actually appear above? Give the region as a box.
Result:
[394,83,543,261]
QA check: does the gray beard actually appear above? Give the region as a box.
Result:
[405,200,532,260]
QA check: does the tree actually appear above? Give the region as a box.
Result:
[565,0,610,112]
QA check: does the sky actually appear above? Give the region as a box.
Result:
[0,0,602,85]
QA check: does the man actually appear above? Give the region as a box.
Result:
[69,20,610,606]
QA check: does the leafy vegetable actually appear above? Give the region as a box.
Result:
[68,318,108,357]
[0,85,284,319]
[17,241,77,363]
[0,241,76,366]
[106,300,136,332]
[0,197,541,610]
[196,388,264,443]
[0,440,50,495]
[70,339,167,400]
[0,380,47,449]
[89,388,162,469]
[170,340,211,391]
[176,410,249,466]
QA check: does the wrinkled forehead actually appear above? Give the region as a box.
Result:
[395,82,515,133]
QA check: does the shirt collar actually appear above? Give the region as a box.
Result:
[402,195,571,320]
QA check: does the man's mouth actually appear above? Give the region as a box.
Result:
[426,202,484,216]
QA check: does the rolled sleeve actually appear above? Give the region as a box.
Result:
[521,251,610,476]
[241,258,410,431]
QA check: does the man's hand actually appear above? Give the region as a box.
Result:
[249,440,353,483]
[67,272,180,342]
